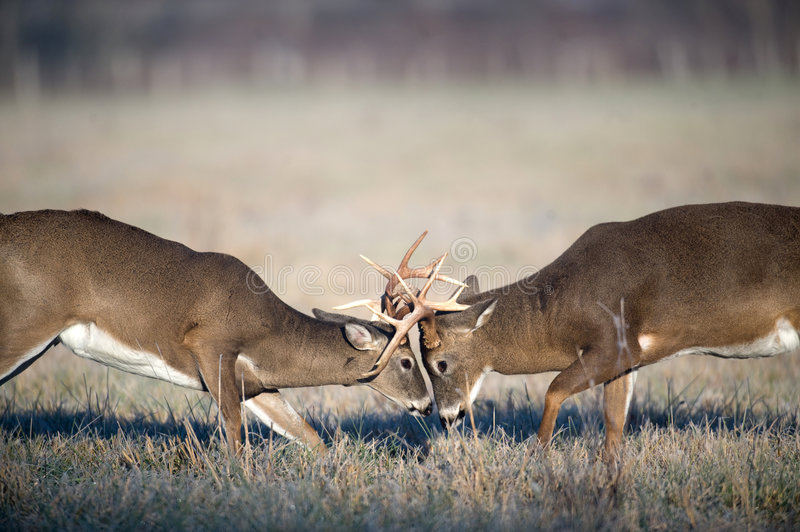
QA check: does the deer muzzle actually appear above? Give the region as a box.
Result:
[438,407,466,429]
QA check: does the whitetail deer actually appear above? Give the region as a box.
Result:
[0,209,433,453]
[357,202,800,460]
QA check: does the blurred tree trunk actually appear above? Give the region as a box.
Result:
[747,0,779,75]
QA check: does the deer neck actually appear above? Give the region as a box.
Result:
[469,270,577,376]
[241,298,378,388]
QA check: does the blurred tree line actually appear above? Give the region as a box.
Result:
[1,0,797,94]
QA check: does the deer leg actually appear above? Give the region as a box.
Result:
[603,369,637,462]
[196,352,243,454]
[538,344,635,450]
[245,391,326,453]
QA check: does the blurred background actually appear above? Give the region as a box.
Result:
[2,1,799,91]
[1,0,799,418]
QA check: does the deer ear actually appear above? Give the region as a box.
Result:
[314,308,364,326]
[344,323,383,351]
[472,299,496,330]
[312,308,341,322]
[457,275,481,303]
[451,298,497,334]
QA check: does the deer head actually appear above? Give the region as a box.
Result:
[310,308,432,416]
[416,276,497,428]
[335,232,497,427]
[333,231,468,378]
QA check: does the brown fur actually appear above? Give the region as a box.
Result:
[0,209,431,452]
[421,202,800,459]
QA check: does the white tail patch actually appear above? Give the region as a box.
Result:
[637,334,656,352]
[59,323,202,389]
[776,318,800,352]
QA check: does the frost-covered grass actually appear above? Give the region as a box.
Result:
[1,347,799,530]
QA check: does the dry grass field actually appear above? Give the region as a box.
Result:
[2,79,800,530]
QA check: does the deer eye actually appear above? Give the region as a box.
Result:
[400,358,413,370]
[437,360,448,374]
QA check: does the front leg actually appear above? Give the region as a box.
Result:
[538,342,636,453]
[245,391,326,452]
[196,352,243,454]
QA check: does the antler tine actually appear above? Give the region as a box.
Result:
[359,255,393,281]
[383,230,430,297]
[418,254,447,299]
[434,274,467,287]
[426,285,471,312]
[392,271,421,307]
[359,270,442,378]
[362,303,431,378]
[364,232,465,306]
[405,254,443,279]
[333,298,382,312]
[360,232,433,309]
[345,230,474,378]
[396,230,429,274]
[333,299,381,314]
[361,326,408,378]
[369,310,404,328]
[333,298,407,328]
[403,251,468,288]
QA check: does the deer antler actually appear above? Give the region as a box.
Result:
[334,233,469,378]
[361,231,464,301]
[339,230,463,320]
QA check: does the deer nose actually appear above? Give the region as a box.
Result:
[409,399,433,417]
[439,408,466,429]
